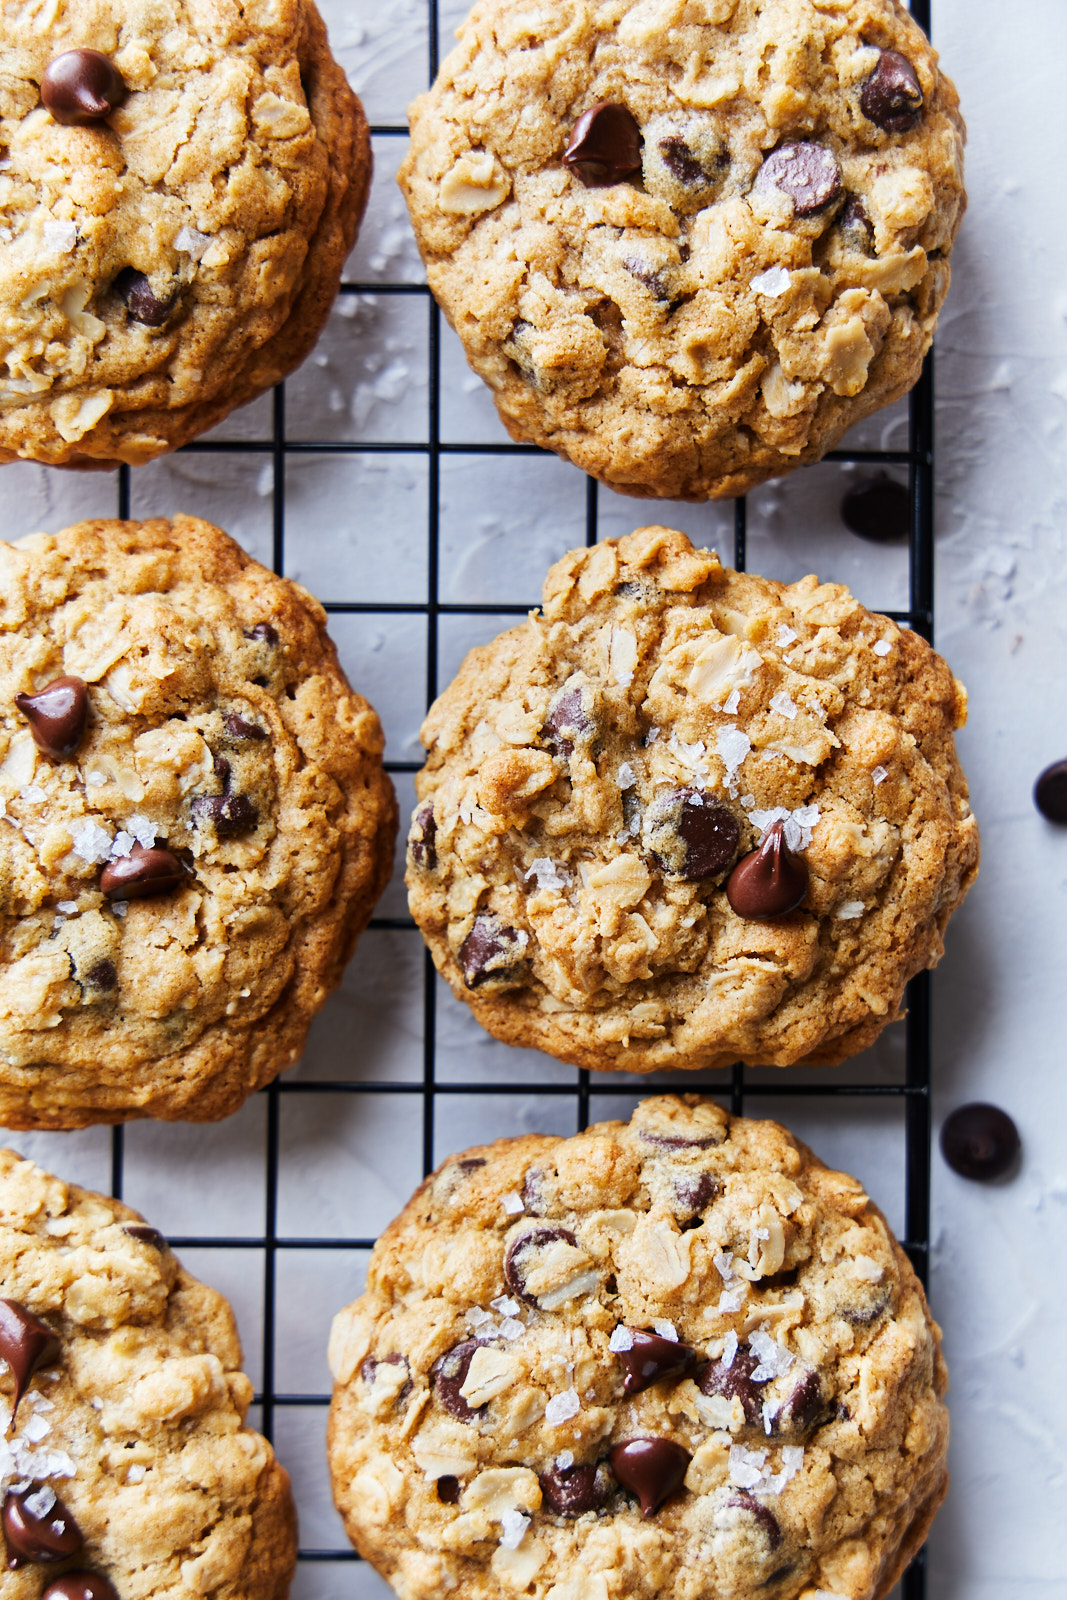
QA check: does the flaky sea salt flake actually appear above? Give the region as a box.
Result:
[21,1414,50,1444]
[618,762,637,789]
[491,1296,521,1316]
[72,820,112,864]
[769,692,798,720]
[544,1388,580,1426]
[721,689,741,715]
[751,266,791,297]
[716,727,751,785]
[555,1450,574,1471]
[836,901,865,920]
[175,225,212,260]
[608,1327,634,1353]
[499,1318,524,1340]
[776,625,797,646]
[525,858,569,892]
[43,220,77,253]
[20,785,46,803]
[652,1320,678,1342]
[501,1191,525,1216]
[722,1330,738,1368]
[126,815,156,849]
[872,765,888,785]
[498,1509,530,1550]
[109,831,135,859]
[729,1444,768,1489]
[873,638,892,656]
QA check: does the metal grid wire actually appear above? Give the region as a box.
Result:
[101,0,937,1592]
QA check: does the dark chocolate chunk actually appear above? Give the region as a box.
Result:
[247,623,279,645]
[542,686,591,758]
[123,1224,165,1249]
[99,844,183,901]
[455,1157,485,1176]
[840,1289,890,1327]
[726,822,809,919]
[940,1103,1020,1181]
[458,915,528,989]
[839,195,875,253]
[540,1461,612,1517]
[14,676,88,759]
[409,801,437,870]
[42,1575,119,1600]
[776,1368,824,1435]
[436,1476,461,1504]
[0,1302,60,1413]
[41,50,125,125]
[646,787,740,879]
[658,136,707,186]
[563,102,643,188]
[841,474,909,542]
[698,1346,767,1425]
[757,142,842,216]
[520,1167,547,1216]
[615,1329,702,1396]
[223,713,268,742]
[3,1484,82,1567]
[623,257,670,299]
[1034,760,1067,823]
[726,1490,782,1549]
[504,1225,577,1304]
[861,50,924,133]
[608,1437,690,1517]
[190,791,258,839]
[113,268,175,327]
[432,1340,483,1421]
[673,1171,719,1220]
[84,959,117,991]
[640,1131,722,1152]
[212,754,232,788]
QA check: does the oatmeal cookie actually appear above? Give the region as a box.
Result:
[328,1093,948,1600]
[406,527,978,1072]
[399,0,965,499]
[0,0,370,468]
[0,515,397,1128]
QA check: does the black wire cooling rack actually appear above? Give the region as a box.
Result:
[99,0,938,1593]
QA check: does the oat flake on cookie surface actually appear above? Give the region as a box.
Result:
[406,527,978,1073]
[0,1146,295,1600]
[400,0,965,500]
[0,0,369,468]
[328,1094,949,1600]
[0,516,397,1129]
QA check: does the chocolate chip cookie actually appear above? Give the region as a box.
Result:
[0,1146,295,1599]
[406,527,978,1073]
[0,515,397,1128]
[399,0,965,499]
[0,0,370,468]
[328,1094,948,1600]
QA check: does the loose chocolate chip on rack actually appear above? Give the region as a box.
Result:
[540,1461,612,1517]
[1034,760,1067,823]
[223,713,268,742]
[726,823,809,919]
[191,791,258,839]
[432,1340,483,1420]
[409,801,437,870]
[436,1476,461,1505]
[861,50,924,133]
[458,914,528,988]
[247,622,280,645]
[615,1329,702,1397]
[757,142,842,215]
[726,1490,782,1548]
[113,268,175,327]
[504,1225,577,1303]
[0,1301,61,1411]
[42,1574,119,1600]
[646,788,740,879]
[564,102,643,188]
[100,844,183,901]
[609,1437,690,1517]
[123,1225,166,1249]
[940,1103,1020,1181]
[2,1485,83,1567]
[698,1346,767,1425]
[84,959,117,991]
[14,676,88,759]
[541,686,592,758]
[841,474,909,541]
[41,50,126,126]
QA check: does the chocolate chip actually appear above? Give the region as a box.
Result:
[99,844,183,901]
[247,623,279,645]
[436,1476,461,1504]
[563,102,643,188]
[1034,760,1067,823]
[3,1484,82,1567]
[123,1224,165,1249]
[840,1289,890,1327]
[658,136,707,186]
[223,713,268,742]
[673,1172,719,1221]
[540,1462,612,1517]
[615,1329,702,1396]
[726,1490,782,1549]
[432,1340,483,1421]
[861,50,924,133]
[0,1302,60,1414]
[212,755,232,788]
[838,195,875,253]
[41,1574,119,1600]
[776,1368,824,1435]
[409,801,437,870]
[14,676,88,759]
[608,1438,690,1517]
[640,1131,723,1152]
[542,686,592,758]
[520,1167,547,1216]
[84,959,117,991]
[190,791,258,839]
[623,258,671,299]
[841,474,909,542]
[41,50,125,125]
[698,1346,766,1425]
[645,788,740,879]
[458,914,528,989]
[940,1103,1020,1181]
[726,822,809,919]
[757,142,842,216]
[113,268,175,327]
[504,1225,577,1304]
[455,1157,485,1176]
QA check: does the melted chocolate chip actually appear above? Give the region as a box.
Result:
[432,1340,483,1421]
[3,1485,82,1567]
[673,1171,719,1220]
[615,1330,702,1396]
[940,1103,1020,1181]
[640,1131,722,1152]
[698,1347,766,1425]
[776,1368,824,1435]
[409,801,437,870]
[646,788,740,879]
[540,1462,612,1517]
[436,1476,461,1504]
[563,102,643,188]
[247,623,279,645]
[609,1437,690,1517]
[542,687,592,758]
[113,268,175,327]
[14,676,88,759]
[520,1167,548,1216]
[504,1225,577,1304]
[223,713,268,742]
[42,1575,119,1600]
[623,257,671,299]
[99,844,183,901]
[84,959,117,991]
[726,823,809,919]
[841,475,909,542]
[0,1302,60,1412]
[757,142,841,216]
[1034,760,1067,823]
[839,195,875,253]
[190,791,258,839]
[726,1490,781,1549]
[123,1224,165,1249]
[658,136,707,186]
[458,914,528,989]
[861,50,924,133]
[41,50,125,125]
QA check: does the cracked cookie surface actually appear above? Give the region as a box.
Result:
[399,0,965,499]
[0,515,397,1128]
[0,0,369,468]
[406,527,978,1073]
[328,1094,948,1600]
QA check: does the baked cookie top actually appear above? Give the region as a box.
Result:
[406,527,978,1072]
[0,1146,295,1600]
[328,1094,948,1600]
[0,516,396,1128]
[0,0,369,468]
[399,0,965,500]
